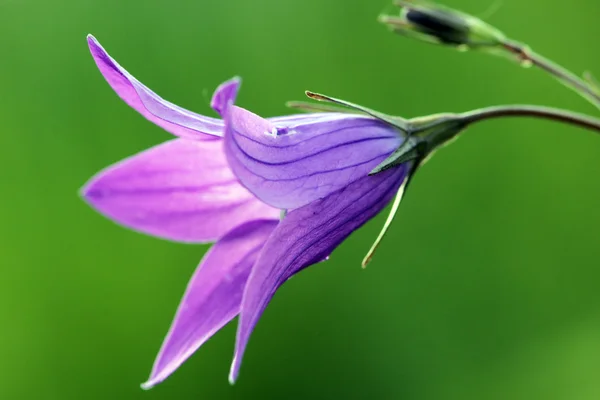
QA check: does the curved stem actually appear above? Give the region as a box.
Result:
[502,41,600,110]
[458,104,600,134]
[371,104,600,177]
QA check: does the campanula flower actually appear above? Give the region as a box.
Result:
[82,36,418,386]
[82,36,282,388]
[221,90,475,378]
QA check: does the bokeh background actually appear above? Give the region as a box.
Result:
[2,0,600,398]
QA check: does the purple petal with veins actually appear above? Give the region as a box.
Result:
[142,219,278,389]
[229,165,408,382]
[88,35,350,141]
[85,35,416,387]
[88,34,225,140]
[211,78,241,116]
[224,105,404,210]
[81,138,278,243]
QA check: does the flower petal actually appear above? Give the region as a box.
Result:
[224,105,404,210]
[142,219,279,389]
[81,138,279,243]
[229,165,409,382]
[210,77,241,116]
[88,35,229,140]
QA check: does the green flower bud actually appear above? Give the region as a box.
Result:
[380,0,506,53]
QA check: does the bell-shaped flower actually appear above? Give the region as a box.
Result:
[83,36,285,387]
[222,90,471,380]
[82,36,427,386]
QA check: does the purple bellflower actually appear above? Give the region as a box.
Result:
[82,36,281,388]
[220,100,453,380]
[83,35,460,386]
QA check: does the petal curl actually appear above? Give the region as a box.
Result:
[88,36,384,142]
[81,139,279,243]
[224,105,404,210]
[88,35,229,140]
[142,219,278,389]
[210,78,240,116]
[229,165,409,382]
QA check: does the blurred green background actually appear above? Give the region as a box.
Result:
[1,0,600,398]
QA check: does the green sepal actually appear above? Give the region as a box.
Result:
[285,101,354,114]
[369,113,467,175]
[305,91,410,132]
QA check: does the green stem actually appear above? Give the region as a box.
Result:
[371,105,600,176]
[457,104,600,133]
[501,41,600,110]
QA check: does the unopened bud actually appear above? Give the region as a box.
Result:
[380,1,506,53]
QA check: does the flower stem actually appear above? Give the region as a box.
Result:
[458,105,600,133]
[501,41,600,110]
[370,105,600,178]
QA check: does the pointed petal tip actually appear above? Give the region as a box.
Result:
[78,180,97,204]
[228,353,242,385]
[211,77,243,116]
[78,176,123,220]
[86,34,112,69]
[140,370,168,390]
[86,34,101,51]
[139,363,173,390]
[78,173,107,206]
[137,348,197,391]
[140,374,165,390]
[228,369,238,385]
[217,76,242,88]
